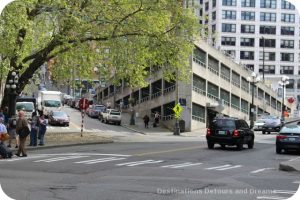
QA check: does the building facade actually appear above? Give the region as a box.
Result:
[96,39,290,132]
[201,0,300,106]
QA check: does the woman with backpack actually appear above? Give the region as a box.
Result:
[29,112,39,146]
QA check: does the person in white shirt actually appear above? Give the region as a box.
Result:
[0,117,8,144]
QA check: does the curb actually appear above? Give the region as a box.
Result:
[279,162,300,172]
[121,124,146,135]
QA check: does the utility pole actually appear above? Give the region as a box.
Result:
[262,36,265,83]
[174,69,180,135]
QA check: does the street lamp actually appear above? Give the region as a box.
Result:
[279,76,289,122]
[5,71,18,118]
[247,72,260,129]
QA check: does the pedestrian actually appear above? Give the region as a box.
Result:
[7,116,18,149]
[38,113,47,146]
[0,117,8,145]
[15,111,29,157]
[3,107,9,125]
[143,114,150,128]
[29,112,39,146]
[154,112,160,127]
[0,109,4,120]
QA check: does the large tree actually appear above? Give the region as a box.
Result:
[0,0,199,109]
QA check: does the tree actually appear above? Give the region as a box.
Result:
[0,0,199,109]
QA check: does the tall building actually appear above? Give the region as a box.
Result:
[201,0,300,106]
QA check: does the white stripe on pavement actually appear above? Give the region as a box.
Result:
[257,196,286,200]
[293,181,300,184]
[32,153,131,157]
[216,165,242,171]
[170,163,203,169]
[34,156,89,163]
[85,158,126,165]
[116,160,154,166]
[273,190,296,195]
[250,168,275,174]
[126,160,164,167]
[161,162,192,168]
[205,164,231,170]
[0,155,48,162]
[75,157,117,164]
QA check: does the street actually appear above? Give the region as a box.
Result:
[0,139,299,200]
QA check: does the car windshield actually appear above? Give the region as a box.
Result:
[211,119,235,129]
[16,103,34,112]
[94,106,105,111]
[110,111,120,115]
[44,100,61,107]
[52,112,67,117]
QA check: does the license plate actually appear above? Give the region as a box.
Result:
[218,131,226,135]
[288,138,296,141]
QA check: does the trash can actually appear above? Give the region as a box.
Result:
[179,120,185,132]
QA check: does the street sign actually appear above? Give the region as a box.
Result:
[173,103,183,119]
[79,98,89,110]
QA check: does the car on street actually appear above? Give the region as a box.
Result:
[261,116,283,134]
[206,117,255,150]
[253,119,266,131]
[48,111,70,126]
[87,104,106,118]
[100,109,122,125]
[276,125,300,154]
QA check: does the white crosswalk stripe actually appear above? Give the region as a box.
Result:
[116,160,164,167]
[205,164,231,170]
[75,157,126,164]
[34,156,89,163]
[250,168,275,174]
[216,165,242,171]
[161,162,203,168]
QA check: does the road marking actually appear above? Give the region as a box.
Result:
[257,196,286,200]
[84,158,126,165]
[288,157,300,162]
[216,165,242,171]
[34,156,89,163]
[126,160,164,166]
[47,126,54,129]
[133,146,201,156]
[161,162,192,168]
[75,157,126,164]
[161,162,203,168]
[0,155,48,162]
[250,168,275,174]
[32,153,131,157]
[273,190,295,195]
[293,181,300,184]
[61,127,70,130]
[205,164,231,170]
[116,160,164,167]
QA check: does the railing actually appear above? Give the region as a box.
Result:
[151,91,162,99]
[223,100,230,107]
[164,85,175,94]
[232,81,240,88]
[241,108,248,114]
[220,74,230,82]
[258,96,263,101]
[162,114,174,121]
[207,93,219,101]
[140,96,150,103]
[193,57,206,68]
[192,86,206,96]
[271,104,276,109]
[208,65,219,76]
[231,104,240,111]
[192,115,205,123]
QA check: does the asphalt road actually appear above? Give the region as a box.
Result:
[0,139,299,200]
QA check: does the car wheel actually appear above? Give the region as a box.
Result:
[236,141,243,151]
[117,122,121,126]
[207,141,214,149]
[262,131,266,134]
[105,119,109,124]
[267,132,271,134]
[276,147,282,154]
[248,138,254,149]
[220,144,226,149]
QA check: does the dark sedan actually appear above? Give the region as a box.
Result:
[276,125,300,154]
[48,111,70,126]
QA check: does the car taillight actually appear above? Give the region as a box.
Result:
[233,129,239,137]
[276,135,287,140]
[207,128,211,136]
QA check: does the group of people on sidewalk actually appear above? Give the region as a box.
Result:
[143,112,160,129]
[0,109,48,158]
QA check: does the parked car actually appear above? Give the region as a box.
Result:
[206,117,255,150]
[261,116,283,134]
[253,119,266,131]
[276,125,300,154]
[48,111,70,126]
[100,109,121,125]
[87,105,106,118]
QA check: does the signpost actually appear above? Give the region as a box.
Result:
[79,98,89,137]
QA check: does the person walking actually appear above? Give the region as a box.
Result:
[15,111,29,157]
[38,113,47,146]
[143,114,150,128]
[154,112,160,127]
[29,112,39,146]
[0,117,8,144]
[7,116,18,148]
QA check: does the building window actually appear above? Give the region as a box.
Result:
[281,53,294,62]
[286,79,295,89]
[192,103,205,122]
[205,2,209,11]
[281,40,294,48]
[260,0,277,8]
[221,37,236,46]
[222,0,236,6]
[222,23,236,32]
[212,11,216,20]
[207,82,219,98]
[280,66,294,74]
[259,65,275,74]
[260,25,276,34]
[242,0,255,7]
[281,26,294,35]
[260,12,276,22]
[240,38,255,46]
[259,38,276,48]
[225,50,235,57]
[281,14,295,22]
[241,11,255,20]
[212,24,216,33]
[259,52,276,61]
[281,0,295,9]
[240,51,254,60]
[222,10,236,19]
[246,64,254,71]
[241,25,255,33]
[212,0,217,7]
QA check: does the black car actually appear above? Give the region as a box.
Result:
[206,117,255,150]
[48,111,70,126]
[261,116,283,134]
[276,125,300,154]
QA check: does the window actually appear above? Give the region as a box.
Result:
[240,38,255,46]
[225,50,235,57]
[246,64,254,71]
[259,38,276,48]
[259,65,275,74]
[207,82,219,98]
[241,11,255,20]
[281,0,295,9]
[193,74,206,91]
[212,11,216,20]
[222,0,236,6]
[222,23,236,32]
[259,52,276,61]
[205,2,209,11]
[232,71,240,86]
[281,14,295,22]
[260,0,277,8]
[281,26,294,35]
[281,40,294,48]
[260,25,276,34]
[212,0,217,7]
[260,12,276,22]
[240,51,254,60]
[212,24,216,32]
[241,25,255,33]
[222,10,236,19]
[242,0,255,7]
[281,53,294,62]
[221,37,236,46]
[280,66,294,74]
[286,79,294,89]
